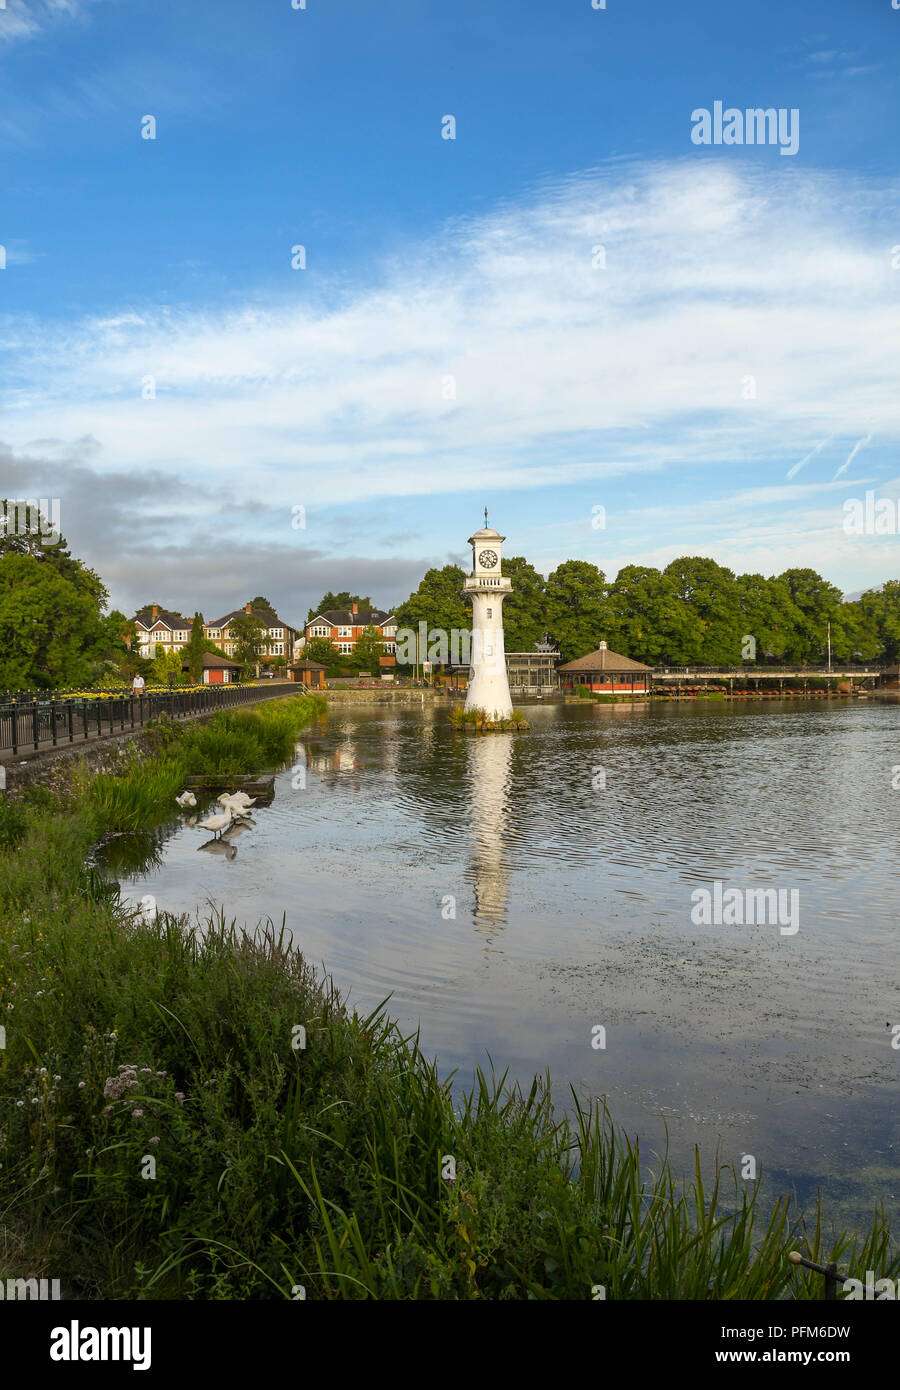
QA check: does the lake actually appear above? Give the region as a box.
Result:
[107,697,900,1227]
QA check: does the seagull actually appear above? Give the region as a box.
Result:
[196,809,234,838]
[176,791,197,808]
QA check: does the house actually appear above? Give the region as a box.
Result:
[305,602,397,656]
[181,652,242,685]
[287,660,327,689]
[204,603,299,664]
[557,640,653,694]
[131,606,192,659]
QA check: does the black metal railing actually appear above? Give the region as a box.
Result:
[653,664,885,677]
[0,683,295,756]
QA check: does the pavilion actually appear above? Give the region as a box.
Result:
[557,640,652,694]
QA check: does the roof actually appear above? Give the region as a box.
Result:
[180,652,242,670]
[133,609,190,630]
[206,607,296,632]
[557,645,653,673]
[308,609,394,627]
[467,527,505,544]
[288,660,326,670]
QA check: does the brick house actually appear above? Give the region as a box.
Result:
[305,602,397,657]
[204,603,299,663]
[131,606,192,659]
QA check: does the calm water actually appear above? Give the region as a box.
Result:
[107,699,900,1224]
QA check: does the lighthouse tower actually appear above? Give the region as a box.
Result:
[463,510,513,720]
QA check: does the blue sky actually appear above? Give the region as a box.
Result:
[1,0,898,621]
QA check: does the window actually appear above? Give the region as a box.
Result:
[338,626,352,637]
[271,643,283,655]
[337,642,353,654]
[486,608,492,618]
[310,625,329,637]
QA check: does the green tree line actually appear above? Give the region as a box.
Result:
[393,557,900,666]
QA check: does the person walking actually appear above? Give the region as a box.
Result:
[132,672,146,697]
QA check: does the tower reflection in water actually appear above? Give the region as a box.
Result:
[467,731,514,948]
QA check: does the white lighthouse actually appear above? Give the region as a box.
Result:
[463,510,513,720]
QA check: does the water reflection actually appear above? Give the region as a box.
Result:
[467,733,514,944]
[109,700,900,1228]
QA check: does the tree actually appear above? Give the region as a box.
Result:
[228,612,268,671]
[186,612,205,685]
[855,582,900,663]
[502,556,546,652]
[0,552,108,690]
[352,625,385,672]
[732,574,803,663]
[777,569,844,662]
[604,566,684,666]
[150,646,185,687]
[544,560,609,662]
[307,591,374,622]
[660,558,742,665]
[394,566,470,646]
[304,636,340,666]
[0,500,107,607]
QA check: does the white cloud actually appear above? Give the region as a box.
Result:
[2,160,899,533]
[0,0,107,45]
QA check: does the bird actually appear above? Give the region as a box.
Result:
[217,792,256,817]
[196,809,234,838]
[176,790,197,808]
[218,790,256,808]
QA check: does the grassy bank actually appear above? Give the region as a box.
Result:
[0,695,895,1299]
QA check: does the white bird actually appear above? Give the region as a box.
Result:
[196,809,234,838]
[218,790,256,808]
[217,792,256,817]
[176,790,197,808]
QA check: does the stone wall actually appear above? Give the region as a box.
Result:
[2,728,156,799]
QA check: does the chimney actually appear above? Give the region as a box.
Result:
[245,602,252,613]
[151,604,159,621]
[352,602,358,614]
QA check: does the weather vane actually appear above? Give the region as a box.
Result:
[484,506,488,526]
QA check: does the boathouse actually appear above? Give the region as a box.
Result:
[287,660,327,689]
[557,641,652,694]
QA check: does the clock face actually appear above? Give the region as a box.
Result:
[478,549,498,569]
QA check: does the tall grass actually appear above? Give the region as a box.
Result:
[85,694,325,831]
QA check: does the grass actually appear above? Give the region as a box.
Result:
[84,695,326,833]
[448,705,529,730]
[0,690,895,1299]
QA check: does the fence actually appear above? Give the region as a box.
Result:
[0,683,295,757]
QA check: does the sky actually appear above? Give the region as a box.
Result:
[0,0,898,623]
